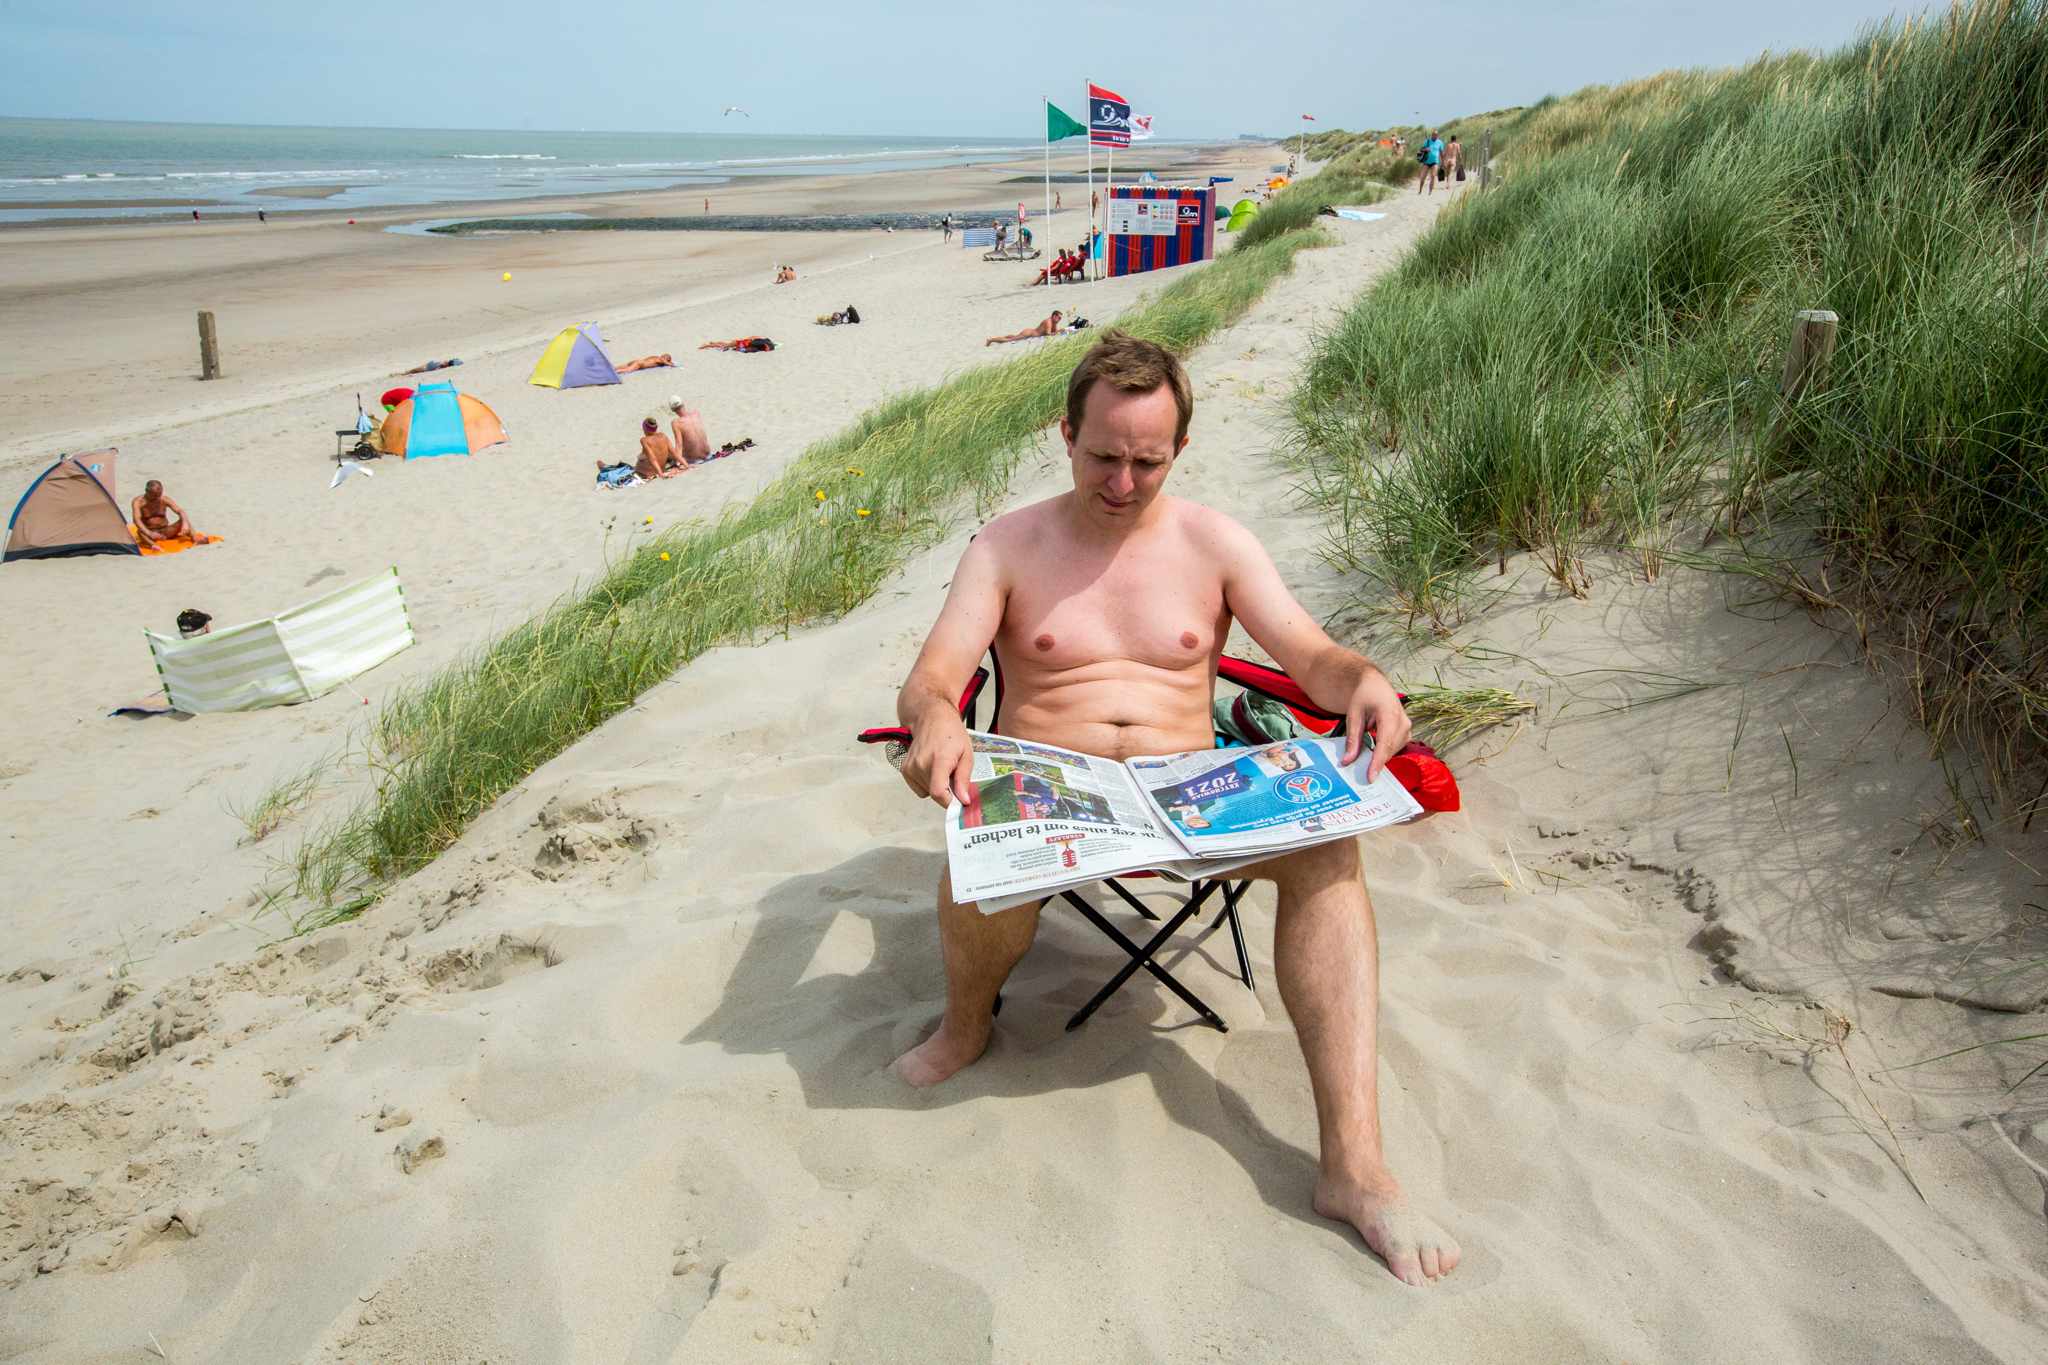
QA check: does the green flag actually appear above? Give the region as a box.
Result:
[1047,102,1087,142]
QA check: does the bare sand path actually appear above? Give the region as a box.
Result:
[5,183,2043,1362]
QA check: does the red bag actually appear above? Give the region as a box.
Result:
[1386,741,1461,813]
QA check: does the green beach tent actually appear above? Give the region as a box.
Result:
[1225,199,1260,232]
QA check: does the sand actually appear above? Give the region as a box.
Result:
[4,157,2045,1362]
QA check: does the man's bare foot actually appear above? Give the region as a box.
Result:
[1314,1173,1461,1286]
[892,1019,990,1087]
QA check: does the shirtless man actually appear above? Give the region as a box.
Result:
[131,480,197,547]
[667,396,711,465]
[618,353,675,374]
[985,311,1062,346]
[635,417,685,479]
[891,331,1460,1287]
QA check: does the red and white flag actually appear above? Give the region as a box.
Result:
[1129,113,1155,141]
[1088,83,1131,148]
[1302,113,1317,122]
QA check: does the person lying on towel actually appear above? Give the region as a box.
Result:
[395,357,462,376]
[890,329,1461,1289]
[985,310,1062,346]
[698,337,776,352]
[635,417,687,479]
[618,353,676,373]
[131,480,199,549]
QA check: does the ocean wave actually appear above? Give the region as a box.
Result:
[711,145,1030,167]
[449,153,558,160]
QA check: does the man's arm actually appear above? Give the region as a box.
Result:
[896,534,1007,807]
[1208,513,1410,778]
[164,497,192,532]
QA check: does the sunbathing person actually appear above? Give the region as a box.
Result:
[985,310,1062,346]
[131,480,198,547]
[396,357,462,376]
[666,396,711,464]
[1030,253,1072,287]
[635,417,686,479]
[891,330,1459,1288]
[699,337,776,352]
[775,265,797,284]
[617,353,675,373]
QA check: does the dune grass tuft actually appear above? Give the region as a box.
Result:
[1287,0,2048,801]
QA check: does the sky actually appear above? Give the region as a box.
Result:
[1,0,1934,139]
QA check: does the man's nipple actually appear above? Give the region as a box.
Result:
[1179,631,1200,650]
[1034,633,1055,652]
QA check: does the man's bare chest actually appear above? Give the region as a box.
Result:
[1001,557,1226,673]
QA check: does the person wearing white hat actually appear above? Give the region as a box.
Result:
[667,395,711,466]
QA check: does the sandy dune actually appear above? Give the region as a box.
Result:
[5,172,2046,1362]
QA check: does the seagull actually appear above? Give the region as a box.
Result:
[329,461,375,490]
[721,106,750,118]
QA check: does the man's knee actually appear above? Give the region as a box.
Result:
[1253,836,1363,891]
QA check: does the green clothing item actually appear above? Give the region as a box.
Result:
[1212,690,1301,747]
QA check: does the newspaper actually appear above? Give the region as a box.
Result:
[946,731,1423,911]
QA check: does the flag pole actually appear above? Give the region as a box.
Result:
[1042,98,1053,288]
[1084,79,1095,281]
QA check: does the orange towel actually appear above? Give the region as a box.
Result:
[130,525,222,557]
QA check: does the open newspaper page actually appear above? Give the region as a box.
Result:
[1125,735,1423,858]
[945,731,1189,907]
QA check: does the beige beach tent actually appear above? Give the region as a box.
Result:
[5,449,139,562]
[145,568,414,713]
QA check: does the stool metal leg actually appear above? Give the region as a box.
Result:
[1061,883,1227,1032]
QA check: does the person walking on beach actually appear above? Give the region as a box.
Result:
[1416,130,1444,196]
[942,214,953,243]
[1444,135,1463,183]
[890,330,1462,1288]
[1055,190,1063,212]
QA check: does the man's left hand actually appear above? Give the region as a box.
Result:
[1341,665,1409,781]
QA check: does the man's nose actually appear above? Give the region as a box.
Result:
[1107,465,1135,494]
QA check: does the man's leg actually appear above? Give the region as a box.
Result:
[894,877,1042,1086]
[1261,838,1461,1285]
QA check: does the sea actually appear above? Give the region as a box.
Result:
[0,118,1037,224]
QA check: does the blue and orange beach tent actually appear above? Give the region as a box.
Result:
[378,383,508,459]
[529,323,621,389]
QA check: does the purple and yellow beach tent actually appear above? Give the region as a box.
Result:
[378,383,508,460]
[529,323,621,389]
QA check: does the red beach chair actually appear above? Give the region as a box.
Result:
[857,650,1458,1033]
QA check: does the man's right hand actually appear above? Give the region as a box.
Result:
[902,713,975,809]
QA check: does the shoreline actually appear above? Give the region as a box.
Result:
[0,143,1254,231]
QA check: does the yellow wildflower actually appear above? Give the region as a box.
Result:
[659,552,671,562]
[856,508,872,517]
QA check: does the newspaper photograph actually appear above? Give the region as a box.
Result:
[1125,736,1422,857]
[945,733,1185,905]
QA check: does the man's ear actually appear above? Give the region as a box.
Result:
[1059,416,1075,450]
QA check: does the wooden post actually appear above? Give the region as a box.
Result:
[1779,309,1839,402]
[197,310,221,381]
[1479,128,1492,190]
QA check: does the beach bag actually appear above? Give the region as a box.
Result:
[1417,149,1429,163]
[595,463,638,489]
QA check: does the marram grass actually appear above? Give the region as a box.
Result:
[1287,0,2048,803]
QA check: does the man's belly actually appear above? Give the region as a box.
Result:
[998,665,1215,759]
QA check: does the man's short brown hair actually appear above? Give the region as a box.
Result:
[1065,329,1195,446]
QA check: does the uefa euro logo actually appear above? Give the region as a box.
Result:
[1276,772,1332,804]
